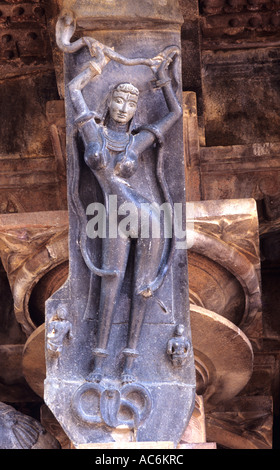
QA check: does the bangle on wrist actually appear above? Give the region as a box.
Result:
[89,60,102,75]
[152,77,171,89]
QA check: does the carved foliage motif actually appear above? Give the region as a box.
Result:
[0,402,60,449]
[0,212,68,335]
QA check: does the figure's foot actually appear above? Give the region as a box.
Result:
[86,370,103,383]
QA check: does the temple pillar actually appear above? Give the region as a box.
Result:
[44,0,196,447]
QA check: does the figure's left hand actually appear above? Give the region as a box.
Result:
[156,53,176,81]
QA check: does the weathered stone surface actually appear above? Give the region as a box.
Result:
[201,47,280,146]
[0,345,25,387]
[46,100,68,209]
[0,1,53,80]
[182,84,280,212]
[199,0,280,147]
[183,92,203,202]
[55,0,184,28]
[0,73,66,213]
[0,73,57,158]
[0,260,25,346]
[0,156,63,214]
[199,142,280,202]
[200,0,280,49]
[179,1,203,113]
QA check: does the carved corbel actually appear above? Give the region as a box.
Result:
[0,211,68,336]
[190,304,254,411]
[187,198,262,344]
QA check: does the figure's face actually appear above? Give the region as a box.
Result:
[176,324,184,336]
[109,91,138,124]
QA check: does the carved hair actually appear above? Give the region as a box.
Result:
[175,324,184,336]
[113,82,139,97]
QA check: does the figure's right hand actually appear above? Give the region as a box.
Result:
[81,39,110,75]
[89,46,109,75]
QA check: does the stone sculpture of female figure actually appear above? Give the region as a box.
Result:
[62,16,182,383]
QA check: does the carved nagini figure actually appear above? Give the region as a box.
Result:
[57,12,183,385]
[44,7,196,445]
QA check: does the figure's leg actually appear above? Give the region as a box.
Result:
[122,235,163,382]
[88,237,130,382]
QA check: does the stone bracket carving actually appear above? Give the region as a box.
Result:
[44,0,195,447]
[0,211,68,336]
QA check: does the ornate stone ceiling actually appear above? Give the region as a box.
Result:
[0,0,53,78]
[199,0,280,48]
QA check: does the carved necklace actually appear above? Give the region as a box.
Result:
[103,118,130,152]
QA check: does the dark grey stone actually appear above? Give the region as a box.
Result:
[45,7,196,447]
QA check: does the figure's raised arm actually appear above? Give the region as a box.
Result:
[68,46,109,124]
[133,52,182,154]
[67,49,109,147]
[155,53,183,132]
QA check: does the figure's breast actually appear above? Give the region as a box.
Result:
[102,127,138,179]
